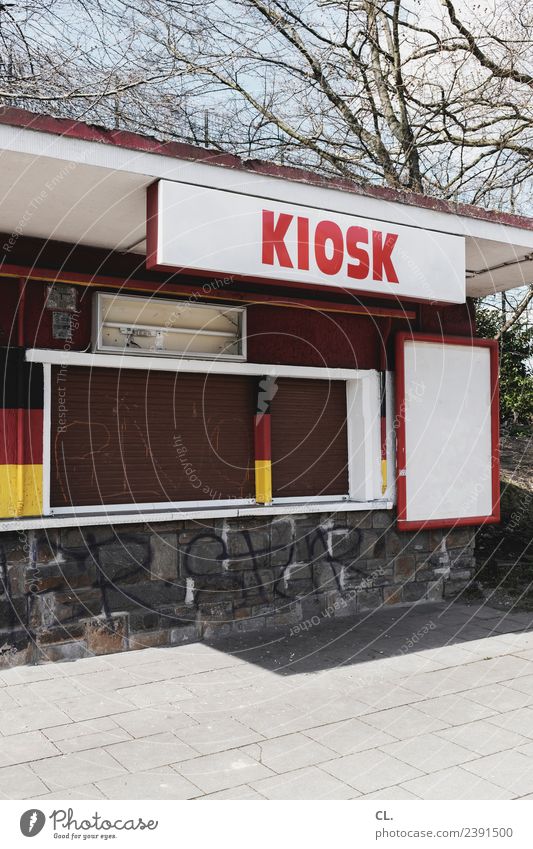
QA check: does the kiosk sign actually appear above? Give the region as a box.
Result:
[147,180,465,304]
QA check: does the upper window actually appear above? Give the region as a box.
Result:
[93,292,246,360]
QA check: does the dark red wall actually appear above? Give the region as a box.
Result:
[0,233,476,366]
[246,305,388,369]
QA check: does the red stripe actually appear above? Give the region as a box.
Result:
[254,413,271,461]
[380,417,387,460]
[0,408,43,464]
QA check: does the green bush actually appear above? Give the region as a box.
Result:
[476,307,533,432]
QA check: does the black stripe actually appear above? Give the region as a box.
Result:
[0,347,43,409]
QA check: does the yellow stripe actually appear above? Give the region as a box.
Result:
[0,465,43,518]
[381,459,387,495]
[255,460,272,505]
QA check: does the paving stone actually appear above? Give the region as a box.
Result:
[321,749,422,794]
[174,750,274,793]
[33,783,107,800]
[359,785,420,800]
[305,718,397,755]
[243,733,337,772]
[0,688,20,710]
[69,669,143,694]
[0,764,49,799]
[44,717,122,743]
[1,704,71,736]
[105,732,197,771]
[112,706,197,738]
[61,694,136,722]
[175,718,262,755]
[356,684,424,711]
[361,705,448,739]
[485,708,533,738]
[31,748,126,791]
[0,665,60,685]
[116,680,194,708]
[402,766,512,800]
[57,726,133,754]
[96,770,201,799]
[436,721,529,756]
[8,677,86,707]
[200,784,266,800]
[251,765,357,799]
[0,731,58,767]
[462,750,533,796]
[414,694,496,725]
[464,684,533,713]
[380,732,477,771]
[505,674,533,696]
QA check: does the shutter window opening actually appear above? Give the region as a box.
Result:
[270,378,349,499]
[50,366,255,509]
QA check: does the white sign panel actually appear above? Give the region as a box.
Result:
[396,334,499,529]
[147,181,466,304]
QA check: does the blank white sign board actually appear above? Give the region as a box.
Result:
[396,335,499,529]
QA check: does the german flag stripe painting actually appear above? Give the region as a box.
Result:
[0,347,43,517]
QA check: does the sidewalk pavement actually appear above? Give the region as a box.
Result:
[2,600,533,800]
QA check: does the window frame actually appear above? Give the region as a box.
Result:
[29,349,392,519]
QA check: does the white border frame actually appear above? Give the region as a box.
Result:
[92,291,247,361]
[29,348,388,520]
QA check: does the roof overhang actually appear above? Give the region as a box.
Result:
[0,110,532,299]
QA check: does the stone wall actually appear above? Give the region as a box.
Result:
[0,511,476,667]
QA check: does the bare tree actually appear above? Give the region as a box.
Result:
[1,1,531,210]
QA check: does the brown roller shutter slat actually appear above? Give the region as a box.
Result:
[50,366,254,507]
[270,378,348,498]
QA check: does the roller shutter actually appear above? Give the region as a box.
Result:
[50,366,255,507]
[270,378,348,498]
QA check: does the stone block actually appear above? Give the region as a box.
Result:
[394,555,417,583]
[357,588,383,610]
[36,622,85,645]
[98,542,149,581]
[170,624,198,645]
[128,629,169,651]
[384,585,403,605]
[86,614,127,655]
[294,524,330,562]
[149,533,178,581]
[179,532,227,575]
[61,526,115,548]
[330,528,361,561]
[446,528,476,548]
[385,530,409,558]
[128,610,161,633]
[426,578,445,602]
[270,519,294,567]
[443,578,470,599]
[361,530,387,559]
[344,511,374,529]
[38,640,88,663]
[372,511,394,529]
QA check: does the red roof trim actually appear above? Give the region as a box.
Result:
[0,106,531,233]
